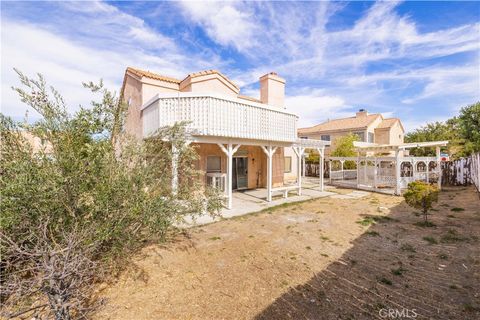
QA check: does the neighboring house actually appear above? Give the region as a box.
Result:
[121,67,328,209]
[298,109,405,155]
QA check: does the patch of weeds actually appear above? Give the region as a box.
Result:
[414,221,436,228]
[441,229,468,243]
[357,217,376,226]
[400,244,416,253]
[320,236,330,241]
[286,225,294,230]
[438,253,448,260]
[321,253,329,257]
[422,236,438,244]
[447,215,456,218]
[290,256,296,260]
[451,207,465,212]
[307,219,319,223]
[209,236,221,241]
[378,277,393,285]
[349,259,357,265]
[391,267,406,276]
[449,284,458,289]
[305,246,312,250]
[412,211,421,217]
[440,203,450,207]
[366,231,380,237]
[248,235,255,238]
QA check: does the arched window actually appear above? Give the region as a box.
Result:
[401,162,413,177]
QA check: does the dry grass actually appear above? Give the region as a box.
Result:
[94,186,480,320]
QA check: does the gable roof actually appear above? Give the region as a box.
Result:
[126,67,181,84]
[376,118,400,129]
[180,69,240,91]
[299,114,381,134]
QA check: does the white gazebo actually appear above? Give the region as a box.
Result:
[327,141,448,195]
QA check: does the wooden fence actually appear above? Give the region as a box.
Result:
[441,153,480,193]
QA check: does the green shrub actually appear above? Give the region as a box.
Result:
[0,70,222,318]
[403,181,439,223]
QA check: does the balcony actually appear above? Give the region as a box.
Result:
[142,93,298,143]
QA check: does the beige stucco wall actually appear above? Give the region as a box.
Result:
[180,74,238,97]
[388,121,404,145]
[283,147,299,183]
[192,143,284,189]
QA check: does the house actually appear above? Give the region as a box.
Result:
[121,67,329,209]
[298,109,405,155]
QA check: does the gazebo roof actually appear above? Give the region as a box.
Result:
[354,141,448,152]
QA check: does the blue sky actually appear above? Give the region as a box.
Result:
[1,1,479,131]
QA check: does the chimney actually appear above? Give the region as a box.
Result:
[356,109,368,117]
[259,72,285,108]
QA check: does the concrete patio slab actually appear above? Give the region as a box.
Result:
[182,183,368,227]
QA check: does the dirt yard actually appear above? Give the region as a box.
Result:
[95,186,480,320]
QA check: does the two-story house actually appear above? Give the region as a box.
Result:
[298,109,405,155]
[121,67,329,209]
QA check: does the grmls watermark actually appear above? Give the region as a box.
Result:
[379,308,418,319]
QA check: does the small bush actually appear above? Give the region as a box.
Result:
[403,181,439,223]
[451,207,465,212]
[379,277,393,285]
[400,244,416,252]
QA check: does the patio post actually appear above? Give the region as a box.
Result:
[373,158,377,189]
[426,161,430,183]
[302,153,306,178]
[317,147,325,191]
[436,146,442,190]
[218,143,241,209]
[356,152,360,188]
[261,145,278,202]
[293,147,305,196]
[395,149,401,195]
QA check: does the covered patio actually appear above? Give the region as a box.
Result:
[327,141,448,195]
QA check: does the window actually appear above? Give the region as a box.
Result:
[207,156,221,173]
[321,135,331,141]
[353,131,365,142]
[284,156,292,173]
[368,132,374,143]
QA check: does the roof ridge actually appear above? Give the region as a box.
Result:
[126,67,181,84]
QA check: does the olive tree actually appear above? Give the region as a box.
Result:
[0,70,222,319]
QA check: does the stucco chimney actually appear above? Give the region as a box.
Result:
[356,109,368,117]
[260,72,285,108]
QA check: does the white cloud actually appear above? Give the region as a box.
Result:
[178,1,258,53]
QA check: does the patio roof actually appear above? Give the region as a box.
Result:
[354,140,448,152]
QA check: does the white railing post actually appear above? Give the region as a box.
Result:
[395,149,401,195]
[373,158,377,189]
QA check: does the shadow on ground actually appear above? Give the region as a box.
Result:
[255,186,480,320]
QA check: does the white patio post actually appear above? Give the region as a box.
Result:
[436,146,442,190]
[317,147,325,191]
[261,145,277,202]
[341,160,345,180]
[171,143,179,196]
[293,147,305,196]
[373,158,377,189]
[395,149,401,195]
[218,143,241,209]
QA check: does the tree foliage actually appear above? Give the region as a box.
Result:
[331,133,358,169]
[0,70,222,319]
[403,181,439,223]
[405,102,480,158]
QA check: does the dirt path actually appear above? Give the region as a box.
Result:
[95,187,479,320]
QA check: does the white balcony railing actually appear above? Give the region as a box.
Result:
[142,93,298,142]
